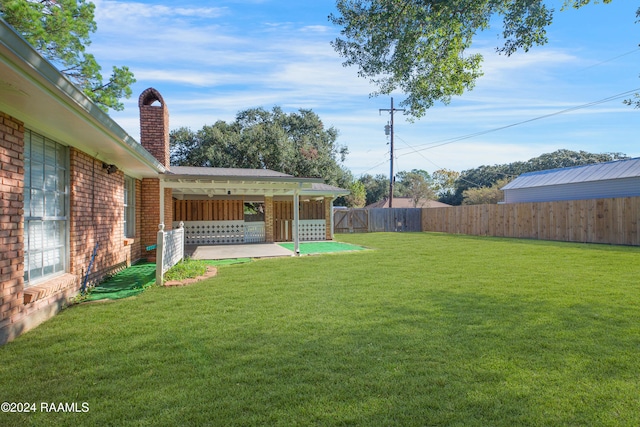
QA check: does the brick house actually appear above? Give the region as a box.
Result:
[0,20,346,344]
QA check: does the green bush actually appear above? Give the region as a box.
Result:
[164,258,207,281]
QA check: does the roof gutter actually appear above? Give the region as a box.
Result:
[0,19,165,176]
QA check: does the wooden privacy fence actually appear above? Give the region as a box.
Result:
[422,196,640,246]
[174,199,244,221]
[369,208,422,232]
[273,200,326,241]
[334,208,422,233]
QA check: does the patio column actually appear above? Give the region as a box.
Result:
[293,190,300,255]
[159,179,165,225]
[264,196,274,243]
[325,197,334,240]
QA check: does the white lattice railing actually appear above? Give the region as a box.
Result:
[175,221,245,245]
[156,222,185,285]
[244,222,265,243]
[175,220,324,244]
[299,220,326,241]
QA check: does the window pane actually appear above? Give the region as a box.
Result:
[56,143,65,166]
[29,252,42,281]
[23,190,30,219]
[31,161,44,189]
[54,247,65,273]
[44,191,58,216]
[57,168,66,193]
[45,140,56,165]
[56,192,65,217]
[23,130,68,286]
[30,189,44,217]
[45,164,57,190]
[24,132,31,160]
[24,156,31,187]
[29,221,43,251]
[43,250,55,276]
[31,134,44,162]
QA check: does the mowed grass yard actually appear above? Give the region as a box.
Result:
[1,233,639,426]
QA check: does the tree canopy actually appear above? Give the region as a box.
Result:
[170,106,351,188]
[329,0,616,118]
[0,0,135,111]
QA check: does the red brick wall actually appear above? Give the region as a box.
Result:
[0,112,25,333]
[141,178,160,260]
[140,179,173,261]
[324,197,333,240]
[69,149,140,282]
[264,196,274,242]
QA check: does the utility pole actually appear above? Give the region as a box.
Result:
[380,97,405,208]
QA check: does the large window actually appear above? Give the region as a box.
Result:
[23,130,68,285]
[124,175,135,237]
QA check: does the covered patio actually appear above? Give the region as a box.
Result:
[160,166,348,253]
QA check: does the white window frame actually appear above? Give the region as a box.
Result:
[23,130,69,286]
[124,175,136,238]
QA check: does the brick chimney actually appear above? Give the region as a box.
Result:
[139,88,170,168]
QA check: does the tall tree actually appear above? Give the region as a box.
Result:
[624,7,640,108]
[395,169,435,207]
[329,0,615,118]
[345,181,367,207]
[432,168,460,197]
[462,178,511,205]
[170,107,350,188]
[358,173,389,206]
[0,0,135,111]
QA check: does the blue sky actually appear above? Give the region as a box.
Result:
[91,0,640,177]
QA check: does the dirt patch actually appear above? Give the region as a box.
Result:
[164,266,218,287]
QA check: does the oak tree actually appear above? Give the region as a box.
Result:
[330,0,614,118]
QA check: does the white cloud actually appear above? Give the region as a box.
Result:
[94,0,227,20]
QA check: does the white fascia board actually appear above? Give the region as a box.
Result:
[0,19,164,179]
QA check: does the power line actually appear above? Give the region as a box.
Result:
[570,47,640,74]
[395,87,640,157]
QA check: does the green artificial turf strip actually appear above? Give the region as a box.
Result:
[83,261,156,301]
[279,241,365,254]
[1,233,639,426]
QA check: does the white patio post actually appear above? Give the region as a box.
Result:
[293,189,300,256]
[156,223,165,285]
[159,179,165,225]
[330,197,336,240]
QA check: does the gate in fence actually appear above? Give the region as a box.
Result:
[334,208,422,233]
[334,209,368,233]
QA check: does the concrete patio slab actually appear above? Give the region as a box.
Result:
[185,243,294,260]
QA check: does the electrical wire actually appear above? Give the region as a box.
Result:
[395,87,640,157]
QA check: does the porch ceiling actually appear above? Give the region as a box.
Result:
[164,178,314,199]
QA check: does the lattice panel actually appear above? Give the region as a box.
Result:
[299,220,326,241]
[162,227,185,273]
[176,221,245,245]
[244,222,266,243]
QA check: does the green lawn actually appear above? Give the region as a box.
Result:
[1,233,639,426]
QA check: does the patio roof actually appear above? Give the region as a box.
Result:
[163,166,348,199]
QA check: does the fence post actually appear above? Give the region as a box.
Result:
[156,223,165,286]
[178,221,184,259]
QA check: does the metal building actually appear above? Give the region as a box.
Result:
[501,157,640,203]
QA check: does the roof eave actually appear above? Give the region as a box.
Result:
[0,19,164,178]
